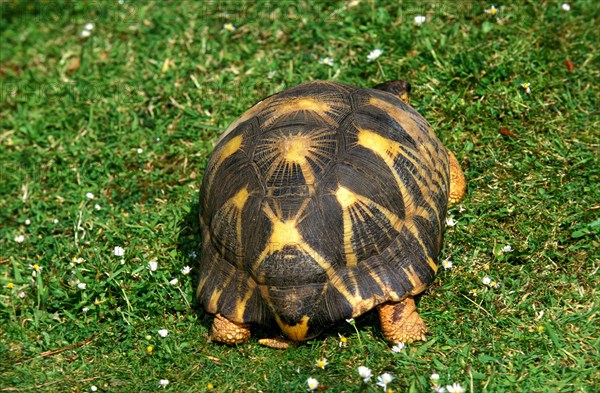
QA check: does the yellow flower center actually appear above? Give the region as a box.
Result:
[146,345,153,353]
[7,283,14,289]
[33,264,40,271]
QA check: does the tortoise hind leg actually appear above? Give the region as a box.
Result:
[377,297,428,344]
[446,149,466,205]
[209,314,251,345]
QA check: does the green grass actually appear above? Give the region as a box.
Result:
[1,0,598,391]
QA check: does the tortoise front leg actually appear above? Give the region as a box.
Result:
[209,314,251,345]
[377,296,428,344]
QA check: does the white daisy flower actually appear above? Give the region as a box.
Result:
[158,379,169,388]
[414,15,426,26]
[358,366,372,383]
[446,383,465,393]
[318,57,334,67]
[307,377,319,391]
[442,258,453,270]
[377,373,395,391]
[181,266,192,275]
[484,5,498,15]
[315,358,328,369]
[367,49,383,62]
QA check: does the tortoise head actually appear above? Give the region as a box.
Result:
[373,80,411,104]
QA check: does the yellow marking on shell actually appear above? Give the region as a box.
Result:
[428,257,438,273]
[335,186,360,266]
[279,135,311,163]
[276,134,317,187]
[357,128,395,158]
[357,127,434,191]
[216,135,243,167]
[270,220,303,248]
[207,288,223,312]
[254,203,318,272]
[196,237,222,305]
[295,98,330,113]
[365,266,388,298]
[206,135,244,193]
[365,98,447,191]
[335,185,358,208]
[195,218,212,298]
[335,185,406,266]
[230,186,250,210]
[368,97,436,140]
[254,128,336,194]
[403,265,428,295]
[356,128,439,223]
[255,190,418,320]
[265,97,335,127]
[211,185,250,269]
[216,97,273,144]
[334,183,438,291]
[276,315,310,341]
[357,128,422,177]
[231,277,258,322]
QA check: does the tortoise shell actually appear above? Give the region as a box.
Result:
[196,81,451,341]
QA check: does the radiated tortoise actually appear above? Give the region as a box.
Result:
[196,80,466,348]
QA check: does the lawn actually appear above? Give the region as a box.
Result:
[1,0,598,392]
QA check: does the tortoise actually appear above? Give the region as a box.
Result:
[196,80,466,348]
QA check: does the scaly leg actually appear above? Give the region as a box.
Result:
[257,336,300,350]
[377,297,428,344]
[209,314,251,345]
[446,149,467,205]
